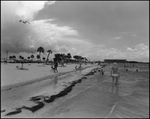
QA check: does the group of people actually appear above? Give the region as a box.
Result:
[51,59,120,85]
[75,63,83,73]
[98,62,120,85]
[51,59,84,73]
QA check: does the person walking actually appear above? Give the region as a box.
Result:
[110,62,120,85]
[54,60,58,73]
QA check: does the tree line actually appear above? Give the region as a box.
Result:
[6,46,89,64]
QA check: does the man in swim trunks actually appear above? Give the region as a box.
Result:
[110,62,120,85]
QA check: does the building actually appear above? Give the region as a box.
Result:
[104,59,127,63]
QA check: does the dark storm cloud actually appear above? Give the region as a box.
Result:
[1,18,36,54]
[35,1,149,48]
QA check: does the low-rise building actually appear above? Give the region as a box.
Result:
[104,59,127,63]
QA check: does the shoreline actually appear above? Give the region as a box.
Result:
[1,65,95,91]
[1,65,100,118]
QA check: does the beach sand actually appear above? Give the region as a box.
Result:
[1,63,149,118]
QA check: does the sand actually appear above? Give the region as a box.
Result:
[1,63,149,118]
[1,63,93,89]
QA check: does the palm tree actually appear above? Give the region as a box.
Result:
[13,55,16,60]
[67,53,71,59]
[73,55,79,61]
[19,55,24,67]
[67,53,71,63]
[11,55,16,63]
[37,54,40,61]
[22,57,24,60]
[43,57,45,61]
[19,55,22,61]
[55,53,62,63]
[42,57,46,64]
[27,57,30,60]
[37,55,40,59]
[31,54,34,61]
[9,56,12,60]
[37,47,44,61]
[46,50,52,64]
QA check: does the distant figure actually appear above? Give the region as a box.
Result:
[110,62,120,85]
[50,58,58,73]
[54,60,58,73]
[78,63,82,69]
[75,65,78,70]
[98,61,101,65]
[51,63,54,70]
[133,64,135,67]
[101,69,104,75]
[75,64,82,73]
[98,68,104,75]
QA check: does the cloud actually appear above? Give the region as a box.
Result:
[1,2,149,62]
[113,37,122,40]
[127,43,149,51]
[125,43,149,61]
[71,43,149,61]
[1,1,79,55]
[132,34,137,37]
[16,1,55,20]
[29,19,79,51]
[127,47,135,51]
[135,43,148,51]
[1,1,55,24]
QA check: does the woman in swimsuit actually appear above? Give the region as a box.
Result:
[110,62,120,85]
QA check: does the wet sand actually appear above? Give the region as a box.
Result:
[1,63,149,118]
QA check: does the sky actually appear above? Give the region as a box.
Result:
[1,1,149,62]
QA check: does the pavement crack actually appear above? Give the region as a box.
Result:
[106,102,119,118]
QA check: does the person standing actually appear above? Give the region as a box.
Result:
[54,59,58,73]
[98,60,101,66]
[110,62,120,85]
